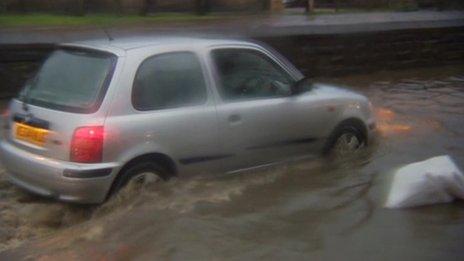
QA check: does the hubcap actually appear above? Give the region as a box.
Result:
[128,171,161,187]
[333,133,362,155]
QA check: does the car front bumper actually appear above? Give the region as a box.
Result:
[0,140,119,204]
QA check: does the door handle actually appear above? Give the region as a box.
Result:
[228,114,241,123]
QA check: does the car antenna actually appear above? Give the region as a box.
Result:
[102,27,114,42]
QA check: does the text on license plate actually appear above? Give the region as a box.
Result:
[14,122,49,147]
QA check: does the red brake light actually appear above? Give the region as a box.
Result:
[70,126,104,163]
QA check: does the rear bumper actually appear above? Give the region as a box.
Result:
[0,140,119,204]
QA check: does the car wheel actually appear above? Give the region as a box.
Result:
[326,125,365,156]
[110,162,168,197]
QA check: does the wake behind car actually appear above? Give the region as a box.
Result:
[0,37,376,204]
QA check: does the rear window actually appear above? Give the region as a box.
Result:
[19,48,117,113]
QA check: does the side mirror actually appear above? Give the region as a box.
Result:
[290,77,312,95]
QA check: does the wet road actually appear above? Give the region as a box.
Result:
[0,66,463,260]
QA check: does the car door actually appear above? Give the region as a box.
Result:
[209,47,322,172]
[106,51,223,177]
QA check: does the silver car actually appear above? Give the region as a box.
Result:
[0,37,376,204]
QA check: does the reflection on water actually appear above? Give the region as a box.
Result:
[376,107,413,135]
[1,66,464,260]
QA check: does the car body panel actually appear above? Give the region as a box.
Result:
[0,37,376,203]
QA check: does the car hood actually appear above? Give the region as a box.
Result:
[311,83,367,102]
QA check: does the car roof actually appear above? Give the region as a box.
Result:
[61,36,257,56]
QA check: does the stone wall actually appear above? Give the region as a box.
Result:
[0,26,464,98]
[0,44,53,99]
[258,27,464,77]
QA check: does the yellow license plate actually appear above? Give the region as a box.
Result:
[14,122,49,147]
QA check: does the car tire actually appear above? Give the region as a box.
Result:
[109,161,169,198]
[324,124,365,156]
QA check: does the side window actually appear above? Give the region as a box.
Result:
[212,48,294,101]
[132,52,207,111]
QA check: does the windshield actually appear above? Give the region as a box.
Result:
[19,48,116,113]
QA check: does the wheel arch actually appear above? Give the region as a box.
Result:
[106,152,178,199]
[118,153,178,176]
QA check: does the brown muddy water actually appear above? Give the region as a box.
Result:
[0,66,463,260]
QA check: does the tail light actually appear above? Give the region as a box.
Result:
[70,126,104,163]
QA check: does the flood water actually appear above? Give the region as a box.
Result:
[0,65,463,260]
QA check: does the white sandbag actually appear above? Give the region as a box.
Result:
[385,155,464,209]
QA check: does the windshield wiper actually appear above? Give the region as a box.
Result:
[20,76,39,112]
